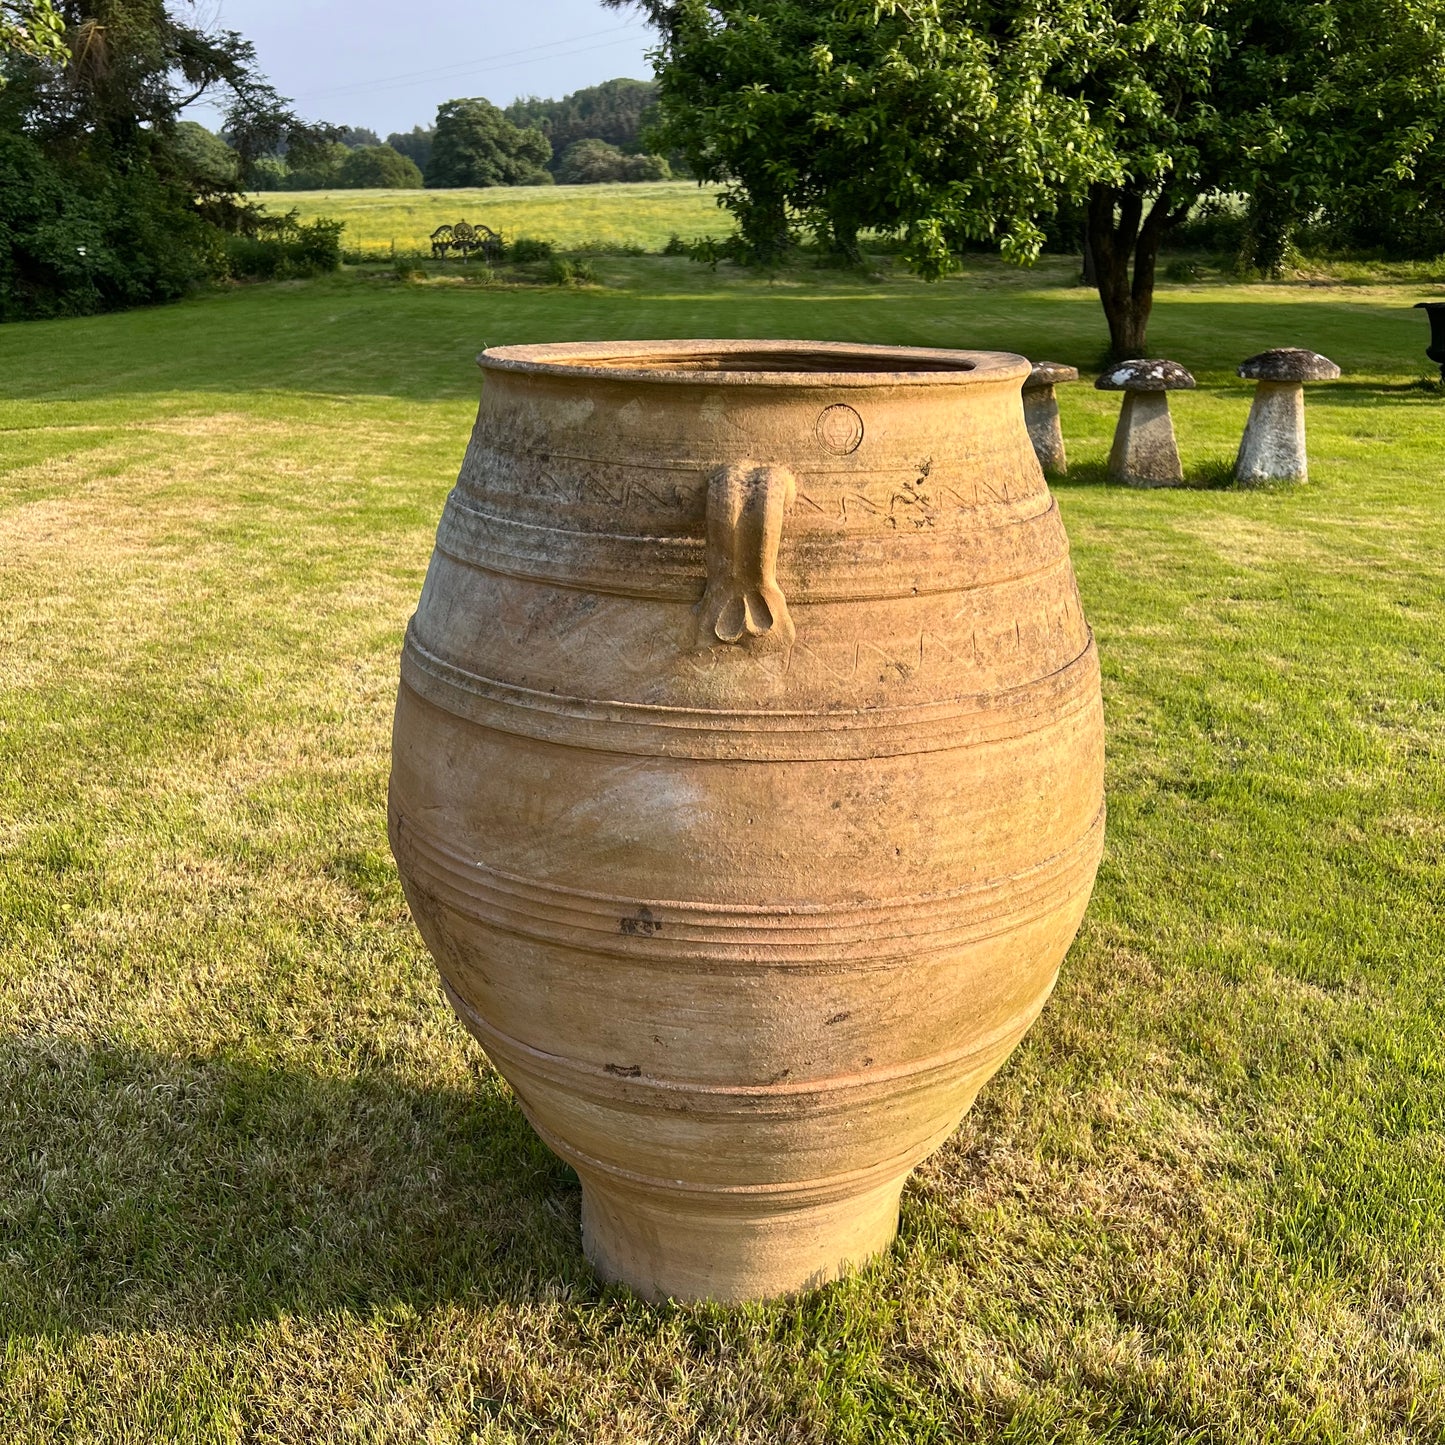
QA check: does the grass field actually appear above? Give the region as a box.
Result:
[2,254,1444,1443]
[253,181,733,256]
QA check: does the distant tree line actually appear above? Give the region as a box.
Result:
[245,78,672,191]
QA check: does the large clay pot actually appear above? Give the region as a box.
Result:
[389,340,1105,1302]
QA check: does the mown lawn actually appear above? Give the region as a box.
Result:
[253,180,732,256]
[1,255,1443,1443]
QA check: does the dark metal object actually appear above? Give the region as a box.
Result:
[1414,301,1445,381]
[430,221,504,263]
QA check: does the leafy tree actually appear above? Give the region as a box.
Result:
[248,152,288,189]
[0,0,67,74]
[336,124,379,148]
[171,120,238,191]
[425,97,551,187]
[275,140,349,189]
[1,0,336,318]
[258,140,422,191]
[556,136,670,183]
[338,142,422,188]
[623,0,1445,354]
[0,122,213,317]
[386,124,434,172]
[618,1,1103,271]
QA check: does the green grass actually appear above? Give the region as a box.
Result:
[253,180,733,256]
[1,254,1444,1443]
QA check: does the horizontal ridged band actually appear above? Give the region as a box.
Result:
[399,627,1099,762]
[436,488,1061,603]
[442,974,1039,1115]
[392,802,1105,969]
[515,1089,969,1209]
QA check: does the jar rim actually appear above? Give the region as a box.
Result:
[477,339,1030,388]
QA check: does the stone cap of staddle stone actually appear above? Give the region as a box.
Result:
[1024,361,1080,390]
[1094,358,1196,392]
[1237,347,1341,382]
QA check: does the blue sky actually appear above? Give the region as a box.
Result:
[182,1,656,137]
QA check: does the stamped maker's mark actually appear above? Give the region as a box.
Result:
[815,404,865,456]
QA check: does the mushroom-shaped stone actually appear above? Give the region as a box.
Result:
[1233,348,1340,484]
[1095,359,1196,486]
[1021,361,1079,474]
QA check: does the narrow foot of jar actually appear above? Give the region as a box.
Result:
[580,1172,906,1303]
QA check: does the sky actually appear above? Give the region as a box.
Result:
[181,0,657,138]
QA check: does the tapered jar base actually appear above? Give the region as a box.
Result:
[579,1172,906,1303]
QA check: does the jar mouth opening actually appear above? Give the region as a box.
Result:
[580,349,973,374]
[478,339,1027,387]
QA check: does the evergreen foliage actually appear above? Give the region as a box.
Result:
[504,77,659,166]
[385,124,434,173]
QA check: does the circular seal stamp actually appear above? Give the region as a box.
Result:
[814,403,864,456]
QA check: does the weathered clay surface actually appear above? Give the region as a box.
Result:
[1022,361,1079,474]
[389,339,1106,1302]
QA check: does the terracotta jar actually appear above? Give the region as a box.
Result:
[389,340,1105,1302]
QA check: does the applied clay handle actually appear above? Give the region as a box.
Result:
[696,460,797,647]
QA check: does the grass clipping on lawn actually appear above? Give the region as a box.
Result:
[0,256,1443,1444]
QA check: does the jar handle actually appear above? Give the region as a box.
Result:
[696,461,797,647]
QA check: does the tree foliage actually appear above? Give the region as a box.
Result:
[425,97,552,188]
[622,0,1445,353]
[0,121,213,318]
[271,140,351,190]
[556,136,670,183]
[386,124,434,172]
[172,119,239,192]
[0,0,67,75]
[0,0,337,318]
[339,143,422,189]
[505,77,659,166]
[250,139,426,191]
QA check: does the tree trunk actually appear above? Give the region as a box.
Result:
[737,180,792,266]
[829,215,864,268]
[1086,184,1191,359]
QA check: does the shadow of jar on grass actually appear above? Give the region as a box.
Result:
[0,1036,590,1336]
